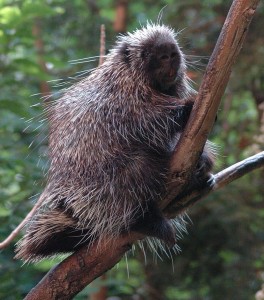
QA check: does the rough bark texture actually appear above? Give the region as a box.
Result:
[25,233,142,300]
[24,0,261,299]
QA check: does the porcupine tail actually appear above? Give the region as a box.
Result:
[15,208,91,262]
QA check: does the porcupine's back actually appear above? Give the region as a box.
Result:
[15,24,192,262]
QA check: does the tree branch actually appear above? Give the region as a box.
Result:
[213,151,264,190]
[0,195,43,250]
[25,233,142,300]
[163,0,260,207]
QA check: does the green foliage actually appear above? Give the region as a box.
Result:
[0,0,263,299]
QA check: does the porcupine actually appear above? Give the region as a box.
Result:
[16,23,216,262]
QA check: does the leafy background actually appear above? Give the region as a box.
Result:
[0,0,263,299]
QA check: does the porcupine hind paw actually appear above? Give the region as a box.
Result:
[130,203,176,248]
[149,217,176,248]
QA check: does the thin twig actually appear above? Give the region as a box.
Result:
[165,151,264,217]
[213,151,264,190]
[0,195,43,249]
[99,24,105,66]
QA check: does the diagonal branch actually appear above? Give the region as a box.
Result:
[0,197,43,250]
[163,0,260,208]
[24,233,142,300]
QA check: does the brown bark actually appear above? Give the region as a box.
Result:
[165,151,264,217]
[25,233,142,300]
[24,0,261,299]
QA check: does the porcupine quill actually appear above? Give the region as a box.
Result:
[16,23,216,262]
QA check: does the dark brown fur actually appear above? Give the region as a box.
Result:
[16,24,215,262]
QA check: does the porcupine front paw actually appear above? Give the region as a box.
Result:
[173,154,215,203]
[189,144,216,191]
[196,150,214,177]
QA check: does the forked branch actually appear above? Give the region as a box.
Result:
[24,0,261,299]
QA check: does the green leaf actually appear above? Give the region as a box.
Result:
[0,6,21,25]
[21,1,64,18]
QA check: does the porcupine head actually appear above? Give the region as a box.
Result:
[15,23,215,262]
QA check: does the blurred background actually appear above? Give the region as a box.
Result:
[0,0,263,299]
